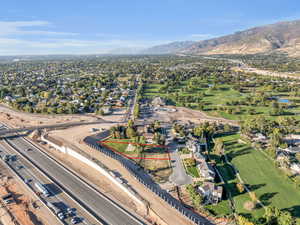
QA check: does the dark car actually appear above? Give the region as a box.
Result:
[71,217,81,224]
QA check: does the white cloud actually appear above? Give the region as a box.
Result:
[0,20,78,37]
[0,20,182,55]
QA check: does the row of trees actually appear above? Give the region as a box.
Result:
[238,206,299,225]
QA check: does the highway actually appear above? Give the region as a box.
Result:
[0,139,100,225]
[0,127,145,225]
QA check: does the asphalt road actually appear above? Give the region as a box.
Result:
[4,135,144,225]
[0,119,116,136]
[0,140,99,225]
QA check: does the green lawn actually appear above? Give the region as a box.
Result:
[103,138,135,153]
[144,83,165,96]
[186,165,200,178]
[218,134,300,220]
[144,80,300,122]
[205,199,232,217]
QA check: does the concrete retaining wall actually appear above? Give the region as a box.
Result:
[41,136,66,153]
[84,135,213,225]
[41,135,147,209]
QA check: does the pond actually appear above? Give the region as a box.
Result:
[278,98,290,103]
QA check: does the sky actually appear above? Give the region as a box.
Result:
[0,0,299,55]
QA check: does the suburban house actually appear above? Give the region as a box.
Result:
[197,182,223,204]
[253,133,268,143]
[280,146,300,154]
[197,159,215,181]
[290,163,300,174]
[276,152,290,168]
[187,139,201,153]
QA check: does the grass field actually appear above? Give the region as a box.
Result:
[205,199,233,217]
[103,138,135,153]
[218,134,300,220]
[144,83,166,97]
[185,165,200,178]
[144,80,300,121]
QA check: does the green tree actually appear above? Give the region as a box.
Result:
[126,127,136,138]
[237,215,254,225]
[278,211,293,225]
[127,119,134,128]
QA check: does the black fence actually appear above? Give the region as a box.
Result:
[84,136,213,225]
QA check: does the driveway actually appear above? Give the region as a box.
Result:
[168,142,192,186]
[163,125,192,186]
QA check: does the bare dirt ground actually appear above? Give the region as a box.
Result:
[232,66,300,80]
[0,162,56,225]
[138,154,172,184]
[38,104,237,224]
[0,100,235,224]
[164,106,238,126]
[0,103,126,128]
[36,133,195,225]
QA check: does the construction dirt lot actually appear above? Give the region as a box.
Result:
[0,103,126,128]
[35,135,196,225]
[0,161,58,225]
[0,103,235,225]
[165,106,237,126]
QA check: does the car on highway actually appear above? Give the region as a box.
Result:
[26,148,32,152]
[16,165,24,170]
[67,207,76,217]
[4,199,14,204]
[24,178,32,184]
[2,155,10,162]
[10,155,17,161]
[57,212,65,220]
[71,217,81,224]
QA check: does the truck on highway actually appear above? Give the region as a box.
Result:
[46,201,65,220]
[34,181,50,197]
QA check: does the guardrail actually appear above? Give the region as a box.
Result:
[84,136,213,225]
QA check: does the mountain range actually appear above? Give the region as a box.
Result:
[142,19,300,56]
[140,41,196,55]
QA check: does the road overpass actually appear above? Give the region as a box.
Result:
[0,119,116,136]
